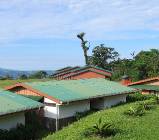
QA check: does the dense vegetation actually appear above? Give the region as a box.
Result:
[111,49,159,81]
[43,95,159,140]
[90,48,159,81]
[77,33,159,81]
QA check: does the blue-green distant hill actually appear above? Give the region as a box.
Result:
[0,68,54,79]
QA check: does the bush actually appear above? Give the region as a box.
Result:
[124,98,157,117]
[83,117,117,138]
[126,92,157,103]
[124,105,145,116]
[139,99,157,110]
[0,123,39,140]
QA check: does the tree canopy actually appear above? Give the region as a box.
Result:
[89,44,119,69]
[111,49,159,81]
[19,74,28,80]
[29,71,48,79]
[76,32,159,82]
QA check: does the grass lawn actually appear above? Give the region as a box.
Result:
[43,102,159,140]
[0,79,52,88]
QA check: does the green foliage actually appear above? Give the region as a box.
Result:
[83,118,116,138]
[134,49,159,79]
[124,99,157,116]
[111,58,135,81]
[139,99,157,110]
[43,101,159,140]
[77,33,159,81]
[111,49,159,81]
[0,123,38,140]
[18,74,28,79]
[126,92,157,103]
[89,44,119,69]
[124,105,145,116]
[0,75,13,80]
[29,71,48,79]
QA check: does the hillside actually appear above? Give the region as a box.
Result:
[0,79,52,88]
[43,101,159,140]
[0,68,53,78]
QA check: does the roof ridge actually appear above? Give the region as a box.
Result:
[85,65,112,73]
[63,69,111,79]
[52,66,80,77]
[128,77,159,86]
[52,65,112,78]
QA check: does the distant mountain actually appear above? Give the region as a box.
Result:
[0,68,54,79]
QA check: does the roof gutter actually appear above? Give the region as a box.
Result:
[61,89,138,105]
[0,105,43,117]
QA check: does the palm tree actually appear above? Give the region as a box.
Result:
[77,32,89,65]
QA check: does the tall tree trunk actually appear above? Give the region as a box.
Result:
[77,32,89,65]
[84,49,88,65]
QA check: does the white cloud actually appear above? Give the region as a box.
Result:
[0,0,158,43]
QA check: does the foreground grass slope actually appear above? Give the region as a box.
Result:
[44,102,159,140]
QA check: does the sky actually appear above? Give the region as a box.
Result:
[0,0,159,70]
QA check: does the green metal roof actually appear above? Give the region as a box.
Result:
[130,84,159,91]
[21,95,43,101]
[25,78,136,103]
[0,90,43,116]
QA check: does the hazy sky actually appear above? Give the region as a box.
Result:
[0,0,159,70]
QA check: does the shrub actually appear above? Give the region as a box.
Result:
[124,98,157,116]
[124,105,145,116]
[126,92,157,103]
[83,117,117,138]
[139,99,157,110]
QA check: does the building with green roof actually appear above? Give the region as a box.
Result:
[0,89,43,130]
[128,77,159,96]
[130,84,159,96]
[5,78,136,131]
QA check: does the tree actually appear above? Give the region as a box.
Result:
[19,74,28,80]
[134,49,159,79]
[0,75,13,80]
[3,74,13,80]
[90,44,119,69]
[111,49,159,81]
[77,32,89,65]
[110,58,136,81]
[29,71,48,79]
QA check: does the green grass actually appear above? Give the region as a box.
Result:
[43,102,159,140]
[0,79,52,88]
